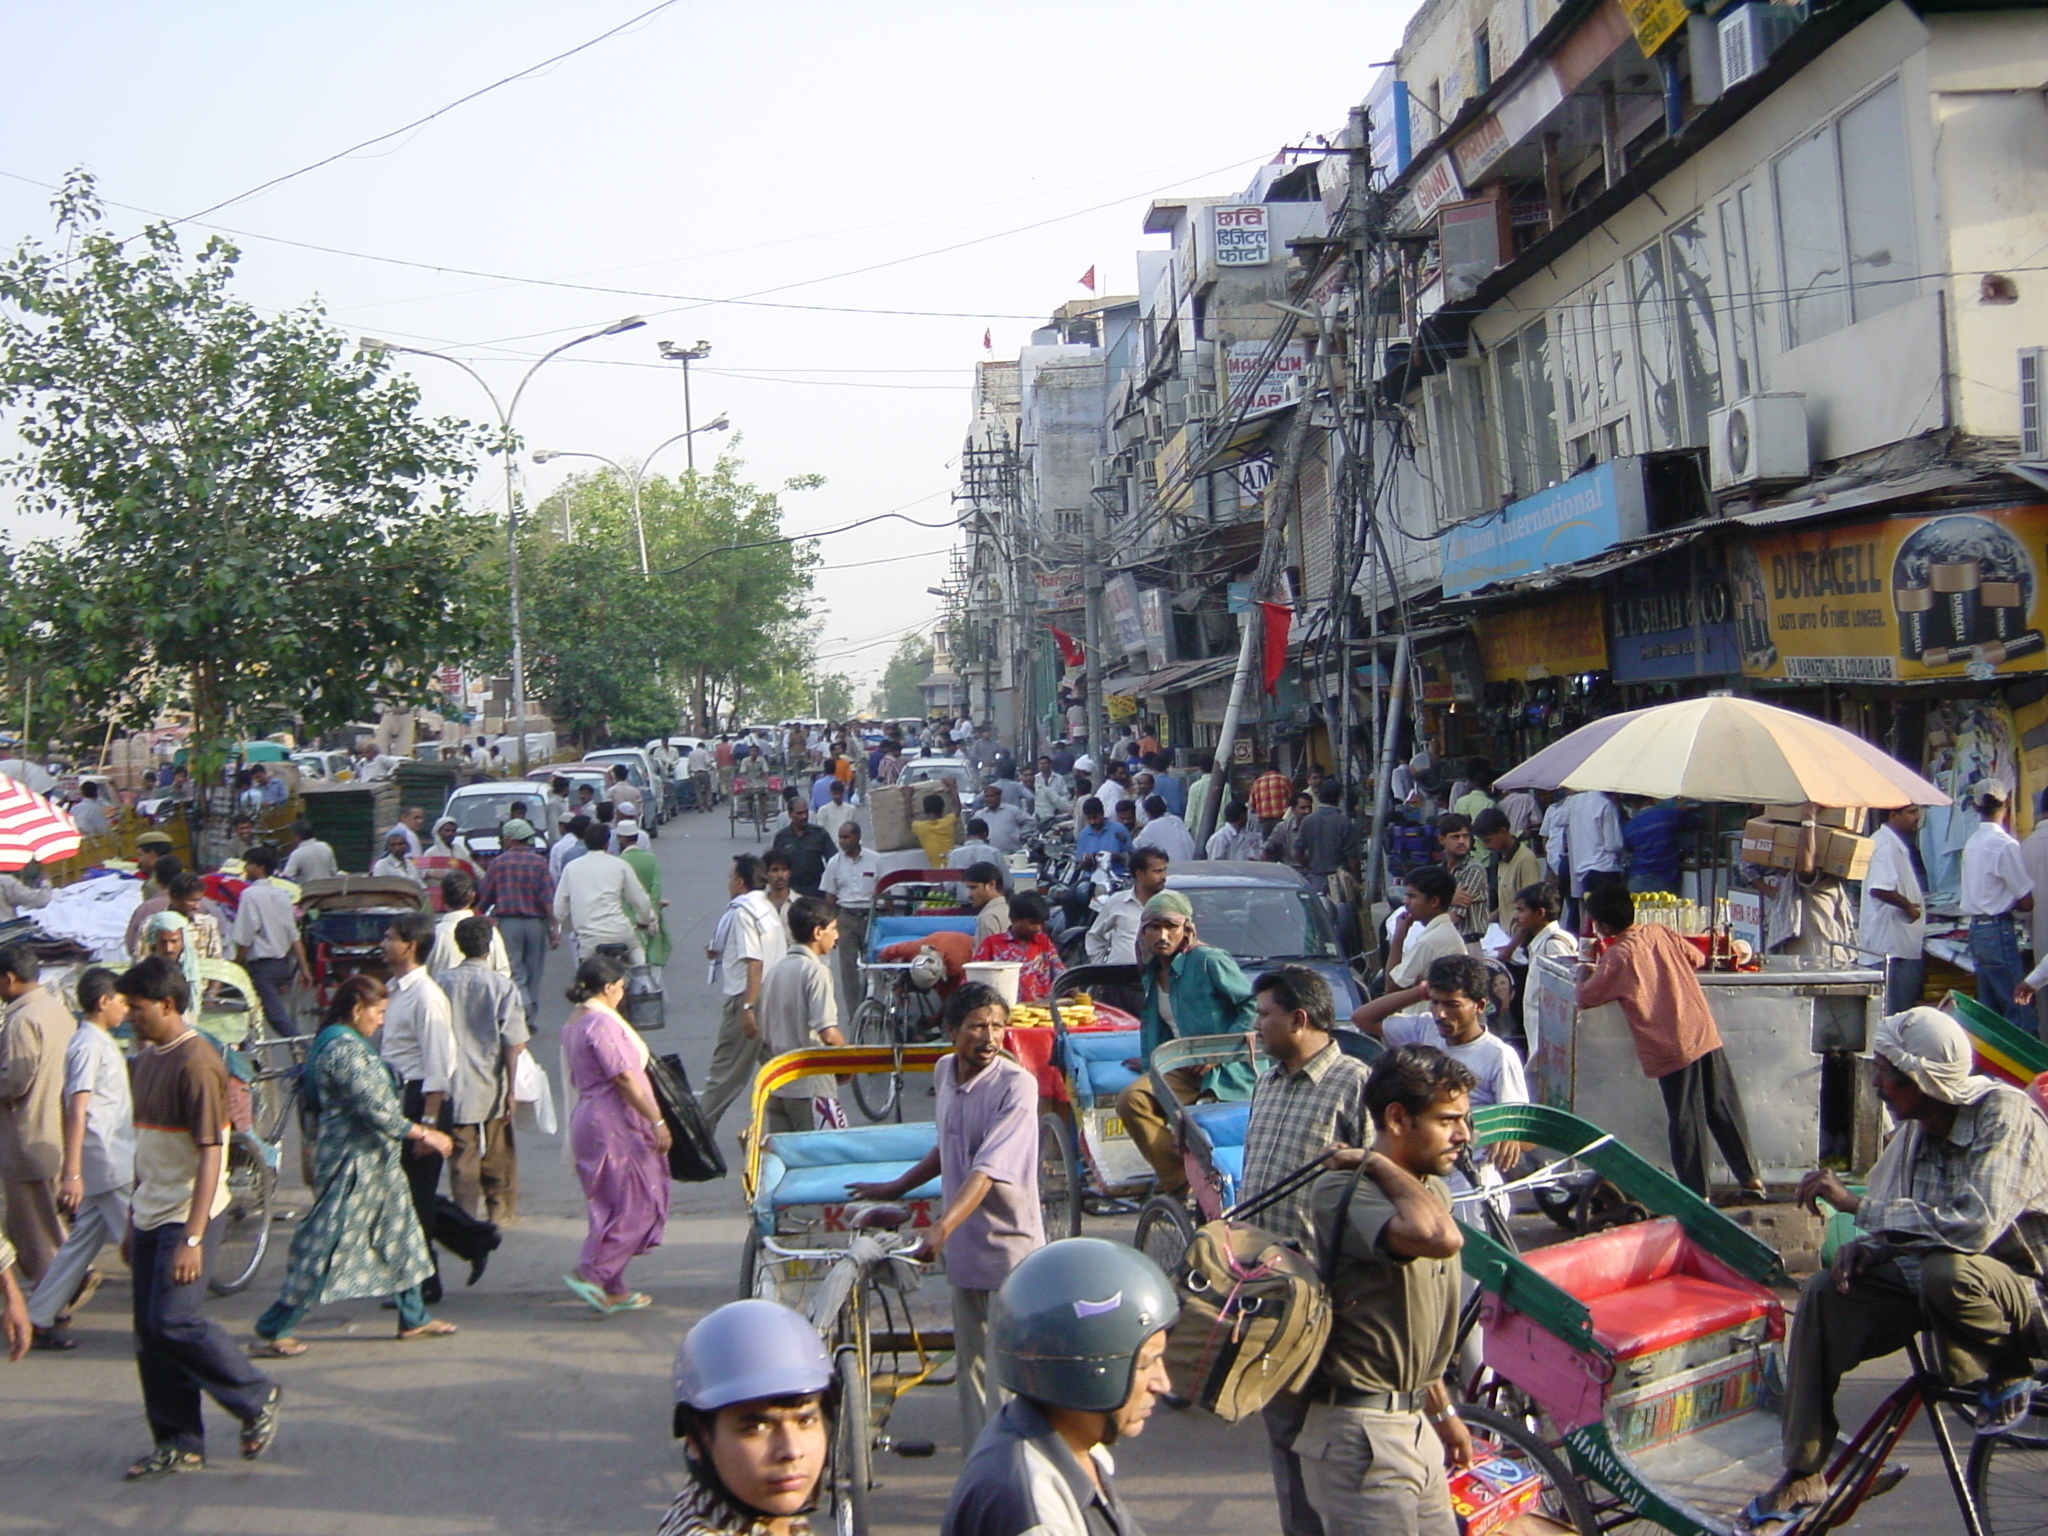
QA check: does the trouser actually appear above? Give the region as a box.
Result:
[1782,1254,2045,1476]
[1655,1048,1758,1198]
[258,1284,429,1342]
[834,908,870,1025]
[763,1096,815,1135]
[27,1186,127,1328]
[400,1081,447,1303]
[448,1116,518,1223]
[132,1217,274,1457]
[700,993,768,1131]
[1969,916,2032,1034]
[496,916,550,1026]
[245,956,302,1037]
[1883,955,1926,1018]
[1296,1403,1457,1536]
[1116,1065,1206,1193]
[953,1285,1003,1450]
[1264,1388,1326,1536]
[2,1174,64,1288]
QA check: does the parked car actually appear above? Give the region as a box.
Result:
[556,761,658,838]
[443,780,552,863]
[899,754,979,798]
[291,750,352,783]
[1164,860,1365,1016]
[583,748,665,826]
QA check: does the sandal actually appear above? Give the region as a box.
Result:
[1976,1377,2037,1436]
[250,1337,308,1358]
[398,1318,459,1340]
[126,1446,206,1480]
[603,1291,652,1313]
[563,1273,609,1313]
[241,1386,283,1460]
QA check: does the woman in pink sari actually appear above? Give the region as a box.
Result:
[560,954,671,1312]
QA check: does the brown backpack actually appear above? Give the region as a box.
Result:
[1161,1216,1333,1423]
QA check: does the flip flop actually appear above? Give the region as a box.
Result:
[1976,1378,2037,1436]
[563,1274,609,1313]
[398,1319,459,1340]
[250,1337,308,1358]
[603,1291,653,1313]
[1738,1494,1811,1532]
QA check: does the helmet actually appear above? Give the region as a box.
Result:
[907,946,947,992]
[673,1300,832,1420]
[992,1238,1178,1412]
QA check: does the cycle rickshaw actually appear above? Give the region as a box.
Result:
[845,868,973,1121]
[297,875,428,1011]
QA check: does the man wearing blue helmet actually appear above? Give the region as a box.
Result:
[943,1237,1177,1536]
[664,1299,834,1536]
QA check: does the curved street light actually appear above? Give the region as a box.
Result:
[358,316,646,773]
[532,416,732,576]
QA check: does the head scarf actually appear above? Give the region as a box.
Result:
[142,909,201,993]
[1142,890,1194,922]
[1873,1007,1998,1107]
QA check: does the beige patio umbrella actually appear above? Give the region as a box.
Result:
[1495,695,1949,808]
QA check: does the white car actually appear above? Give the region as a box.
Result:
[291,750,351,782]
[443,780,552,863]
[582,748,667,827]
[899,755,979,797]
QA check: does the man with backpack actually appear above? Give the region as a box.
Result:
[1296,1044,1476,1536]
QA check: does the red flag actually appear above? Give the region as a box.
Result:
[1077,265,1097,293]
[1259,603,1293,695]
[1048,625,1085,668]
[981,329,993,351]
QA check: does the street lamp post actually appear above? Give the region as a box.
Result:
[657,340,713,470]
[533,416,730,576]
[359,317,646,777]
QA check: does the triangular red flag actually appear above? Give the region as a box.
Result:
[982,329,993,351]
[1259,603,1294,695]
[1077,265,1097,292]
[1047,625,1085,669]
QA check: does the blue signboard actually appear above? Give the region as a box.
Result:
[1440,457,1649,596]
[1607,556,1742,684]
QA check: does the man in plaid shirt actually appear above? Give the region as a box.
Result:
[1249,764,1294,835]
[478,819,557,1025]
[1243,964,1371,1536]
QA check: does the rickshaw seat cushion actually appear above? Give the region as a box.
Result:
[1521,1217,1781,1359]
[1182,1100,1251,1151]
[1059,1028,1143,1102]
[867,915,977,958]
[755,1124,942,1215]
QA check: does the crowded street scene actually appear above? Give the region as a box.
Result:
[5,3,2048,1535]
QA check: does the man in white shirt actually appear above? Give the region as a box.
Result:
[1353,866,1469,1031]
[700,855,787,1131]
[548,810,586,880]
[1538,791,1571,876]
[820,821,882,1023]
[426,870,513,978]
[1085,847,1170,966]
[2021,791,2048,1033]
[1959,781,2033,1030]
[1132,795,1198,863]
[1205,800,1265,862]
[551,822,655,966]
[379,912,458,1302]
[972,785,1028,855]
[1557,789,1624,923]
[229,845,312,1038]
[1028,760,1072,822]
[1860,804,1927,1017]
[949,821,1004,876]
[393,805,427,859]
[281,821,338,884]
[813,778,857,841]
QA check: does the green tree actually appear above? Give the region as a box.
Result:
[878,632,935,718]
[0,173,499,778]
[813,671,855,720]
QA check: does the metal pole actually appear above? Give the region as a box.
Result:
[504,442,528,778]
[1083,505,1107,762]
[1365,633,1412,925]
[683,358,696,472]
[631,470,649,577]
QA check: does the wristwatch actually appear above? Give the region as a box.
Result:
[182,1233,203,1249]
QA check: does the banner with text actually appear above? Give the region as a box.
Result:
[1474,593,1610,682]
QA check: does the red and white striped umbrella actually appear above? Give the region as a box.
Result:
[0,776,82,871]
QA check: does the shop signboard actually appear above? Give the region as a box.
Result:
[1623,0,1689,56]
[1474,593,1610,681]
[1104,573,1148,655]
[1227,341,1311,413]
[1212,205,1270,266]
[1441,457,1649,596]
[1607,557,1742,683]
[1137,587,1172,672]
[1732,503,2048,683]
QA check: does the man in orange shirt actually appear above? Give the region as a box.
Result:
[1248,763,1293,838]
[1576,884,1764,1201]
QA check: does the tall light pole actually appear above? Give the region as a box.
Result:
[533,416,730,576]
[359,316,646,775]
[657,339,712,469]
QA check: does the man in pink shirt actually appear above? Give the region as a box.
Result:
[1576,883,1764,1201]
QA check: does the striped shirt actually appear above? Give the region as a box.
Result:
[1240,1041,1370,1251]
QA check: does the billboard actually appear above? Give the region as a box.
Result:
[1474,594,1610,681]
[1442,457,1649,596]
[1733,504,2048,683]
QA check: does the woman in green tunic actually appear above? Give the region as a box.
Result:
[251,975,460,1356]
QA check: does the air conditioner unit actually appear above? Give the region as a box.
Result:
[1709,394,1810,490]
[1719,3,1799,89]
[2021,347,2044,459]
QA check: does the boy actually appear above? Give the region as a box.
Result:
[1503,880,1578,969]
[970,891,1063,1002]
[850,982,1041,1449]
[912,794,959,868]
[757,895,845,1133]
[1352,866,1467,1029]
[26,967,133,1349]
[119,956,278,1478]
[965,862,1011,943]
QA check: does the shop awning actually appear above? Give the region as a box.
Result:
[1429,526,1708,609]
[1732,468,1983,529]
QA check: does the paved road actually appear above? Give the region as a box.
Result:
[0,802,1985,1533]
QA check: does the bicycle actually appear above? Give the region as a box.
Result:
[209,1033,312,1297]
[845,963,942,1122]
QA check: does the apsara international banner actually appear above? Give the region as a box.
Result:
[1732,503,2048,683]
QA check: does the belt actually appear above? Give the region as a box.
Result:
[1969,914,2016,924]
[1321,1387,1429,1412]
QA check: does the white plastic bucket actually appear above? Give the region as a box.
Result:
[962,961,1022,1007]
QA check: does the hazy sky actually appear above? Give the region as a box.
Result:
[0,2,1406,693]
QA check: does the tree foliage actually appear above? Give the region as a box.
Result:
[878,632,935,718]
[520,451,819,742]
[0,173,500,771]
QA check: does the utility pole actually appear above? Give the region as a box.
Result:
[1083,492,1110,761]
[658,340,712,469]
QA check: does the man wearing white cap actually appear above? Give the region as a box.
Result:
[1753,1007,2048,1522]
[1959,780,2034,1031]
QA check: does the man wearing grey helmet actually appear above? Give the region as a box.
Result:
[943,1237,1177,1536]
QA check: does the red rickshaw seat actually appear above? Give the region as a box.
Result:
[1521,1217,1781,1360]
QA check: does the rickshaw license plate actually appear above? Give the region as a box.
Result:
[1608,1354,1763,1453]
[1100,1115,1125,1139]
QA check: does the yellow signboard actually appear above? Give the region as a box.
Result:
[1623,0,1689,56]
[1474,594,1610,682]
[1732,503,2048,683]
[1106,694,1139,722]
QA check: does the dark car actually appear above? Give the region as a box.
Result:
[1167,860,1364,1016]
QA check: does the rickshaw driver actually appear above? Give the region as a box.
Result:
[1752,1007,2048,1524]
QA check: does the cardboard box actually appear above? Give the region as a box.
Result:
[866,780,960,854]
[1761,804,1863,831]
[1740,818,1803,870]
[1819,828,1873,881]
[1449,1454,1548,1536]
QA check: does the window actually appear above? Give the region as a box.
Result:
[1496,319,1562,498]
[1558,273,1637,465]
[1772,80,1918,349]
[1716,184,1768,399]
[1630,216,1724,449]
[1474,27,1493,93]
[1054,509,1084,537]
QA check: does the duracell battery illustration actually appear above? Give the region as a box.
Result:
[1892,515,2034,667]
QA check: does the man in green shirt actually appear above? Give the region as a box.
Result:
[1113,891,1258,1195]
[614,817,669,967]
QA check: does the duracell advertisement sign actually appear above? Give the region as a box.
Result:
[1730,504,2048,683]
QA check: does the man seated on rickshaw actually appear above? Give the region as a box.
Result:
[1754,1007,2048,1524]
[1114,892,1260,1199]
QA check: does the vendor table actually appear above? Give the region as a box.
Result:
[1530,954,1887,1182]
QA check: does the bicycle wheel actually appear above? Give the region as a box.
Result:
[827,1345,873,1536]
[729,793,740,838]
[1966,1383,2048,1533]
[849,1001,901,1122]
[1038,1112,1083,1239]
[1456,1402,1599,1536]
[208,1132,276,1297]
[1134,1195,1196,1279]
